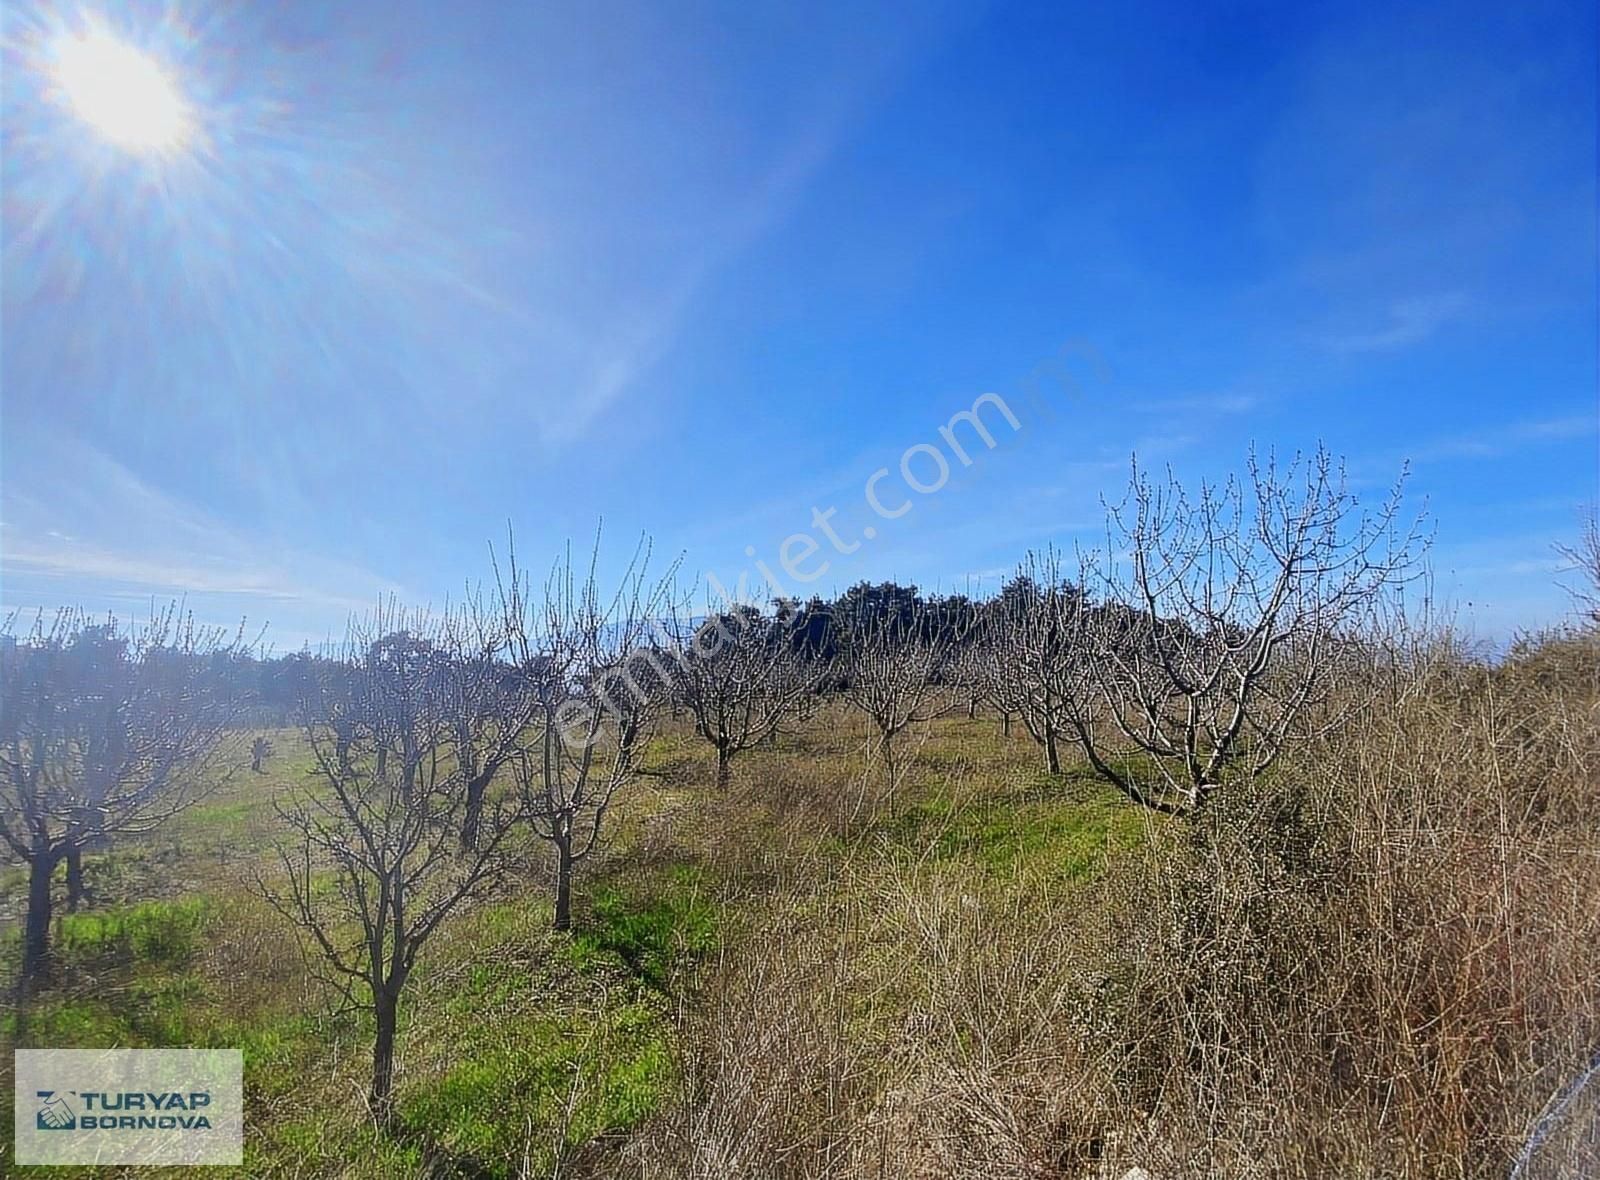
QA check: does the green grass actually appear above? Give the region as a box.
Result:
[397,1000,670,1174]
[55,896,214,966]
[572,867,718,991]
[0,894,213,973]
[892,793,1143,880]
[867,765,1148,882]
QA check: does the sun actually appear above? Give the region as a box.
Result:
[51,27,192,154]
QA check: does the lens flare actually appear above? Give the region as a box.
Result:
[51,27,191,154]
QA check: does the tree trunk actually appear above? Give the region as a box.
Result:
[967,697,978,719]
[715,746,731,790]
[64,845,85,912]
[460,773,489,850]
[22,848,57,984]
[1002,711,1012,738]
[371,990,398,1124]
[1044,725,1060,775]
[553,838,574,931]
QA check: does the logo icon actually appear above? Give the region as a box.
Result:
[35,1091,78,1131]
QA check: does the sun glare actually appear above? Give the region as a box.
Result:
[52,28,192,154]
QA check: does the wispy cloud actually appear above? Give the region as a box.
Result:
[0,439,411,615]
[548,129,841,444]
[1134,393,1260,415]
[1408,413,1595,464]
[1,539,395,613]
[1326,292,1470,353]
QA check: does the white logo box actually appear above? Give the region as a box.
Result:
[14,1048,243,1166]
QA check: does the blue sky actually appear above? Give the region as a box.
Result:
[2,0,1595,650]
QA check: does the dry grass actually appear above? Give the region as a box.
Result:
[613,624,1600,1180]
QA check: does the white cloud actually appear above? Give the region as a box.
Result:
[1,438,410,615]
[1409,413,1594,464]
[1327,292,1470,353]
[1135,393,1260,415]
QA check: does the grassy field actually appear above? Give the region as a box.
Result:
[1,704,1150,1177]
[8,629,1596,1179]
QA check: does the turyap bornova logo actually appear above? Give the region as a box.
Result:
[14,1049,242,1165]
[35,1090,77,1130]
[34,1086,214,1130]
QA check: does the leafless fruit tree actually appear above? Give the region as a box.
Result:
[838,604,962,791]
[980,552,1088,775]
[1558,508,1600,624]
[667,603,824,789]
[948,634,1019,736]
[1073,446,1424,815]
[435,594,540,850]
[946,640,986,720]
[499,537,676,930]
[0,606,243,992]
[259,603,516,1123]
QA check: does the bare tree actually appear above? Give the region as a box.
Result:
[1558,507,1600,624]
[950,632,1017,736]
[434,594,537,850]
[946,639,987,720]
[668,603,823,789]
[1071,446,1424,815]
[0,607,242,993]
[980,554,1087,775]
[259,603,513,1124]
[837,603,961,791]
[500,536,676,930]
